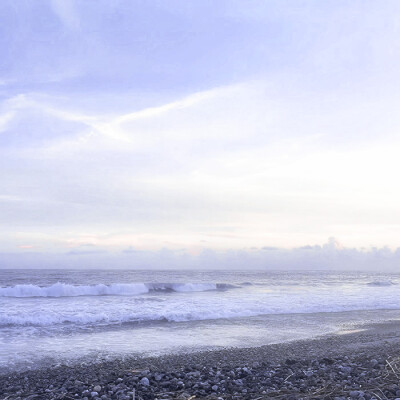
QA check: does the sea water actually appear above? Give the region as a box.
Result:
[2,269,400,372]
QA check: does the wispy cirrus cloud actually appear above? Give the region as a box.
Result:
[2,1,400,263]
[1,78,400,253]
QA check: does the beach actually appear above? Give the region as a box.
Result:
[3,1,400,398]
[3,269,400,400]
[3,320,400,400]
[4,269,400,372]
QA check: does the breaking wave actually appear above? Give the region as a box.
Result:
[0,282,236,298]
[367,280,396,287]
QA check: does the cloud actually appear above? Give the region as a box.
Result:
[0,95,91,148]
[66,249,107,256]
[2,239,400,271]
[1,76,400,252]
[50,0,80,31]
[2,1,400,255]
[0,111,14,133]
[2,0,399,94]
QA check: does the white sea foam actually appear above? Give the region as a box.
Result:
[2,272,400,332]
[0,282,228,298]
[0,300,395,327]
[3,289,400,327]
[0,283,150,297]
[148,283,218,292]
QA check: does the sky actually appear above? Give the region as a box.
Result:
[1,1,400,269]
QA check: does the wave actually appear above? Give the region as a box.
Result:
[0,282,236,298]
[3,301,400,328]
[1,312,187,327]
[367,280,396,287]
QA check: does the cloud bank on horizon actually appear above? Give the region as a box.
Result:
[1,1,400,268]
[2,238,400,271]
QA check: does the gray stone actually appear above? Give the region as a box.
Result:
[140,377,150,386]
[212,385,218,391]
[341,366,352,374]
[154,374,163,381]
[93,385,102,393]
[177,393,191,400]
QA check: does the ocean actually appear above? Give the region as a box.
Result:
[2,269,400,372]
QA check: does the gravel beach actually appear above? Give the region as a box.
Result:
[2,320,400,400]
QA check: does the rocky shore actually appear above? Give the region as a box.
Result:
[3,322,400,400]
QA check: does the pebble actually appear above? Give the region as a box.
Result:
[140,377,150,386]
[1,330,399,400]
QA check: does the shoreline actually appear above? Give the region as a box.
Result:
[2,320,400,399]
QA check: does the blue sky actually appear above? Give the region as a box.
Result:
[1,1,400,267]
